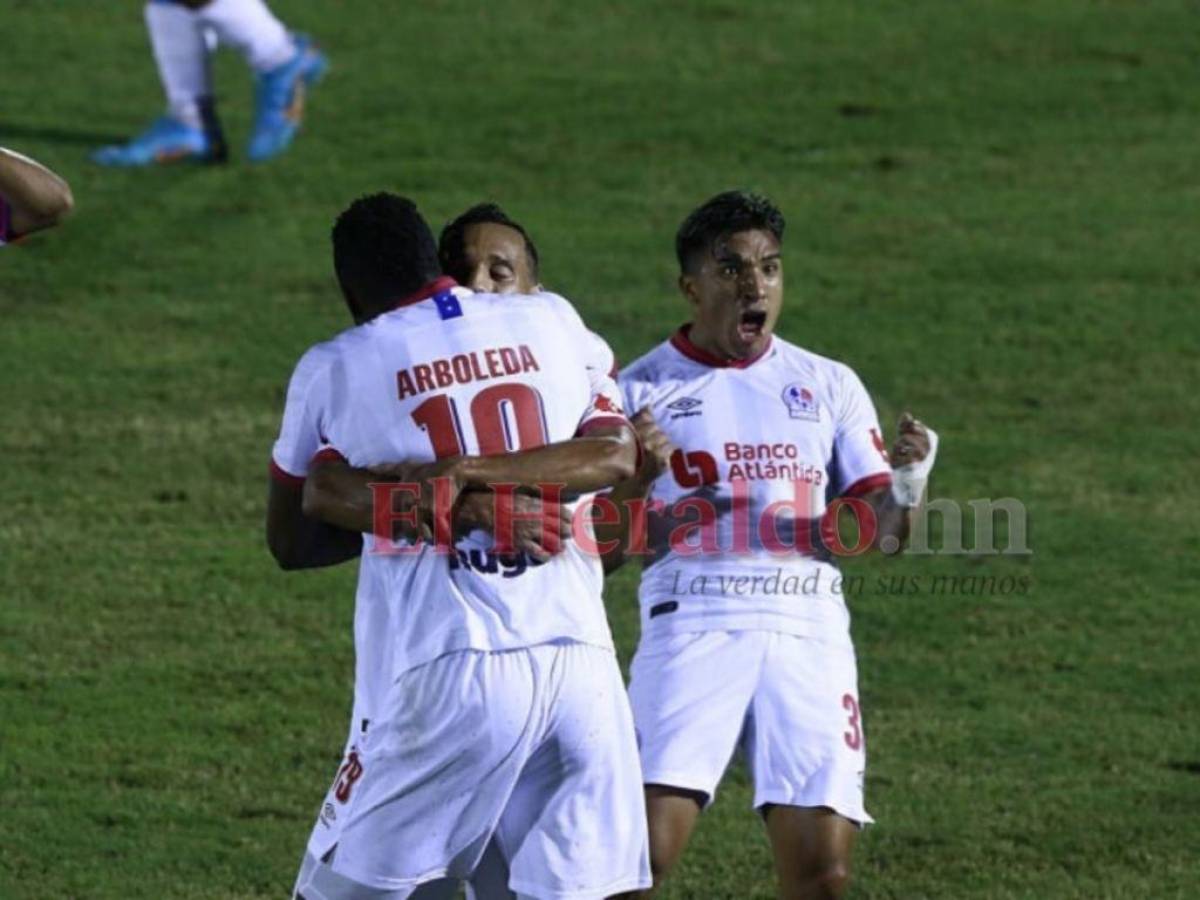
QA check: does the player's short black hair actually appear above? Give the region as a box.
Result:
[439,203,540,282]
[331,193,441,317]
[675,190,786,274]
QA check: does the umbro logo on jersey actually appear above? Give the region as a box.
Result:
[782,383,820,421]
[667,397,703,419]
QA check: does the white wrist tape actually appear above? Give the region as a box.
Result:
[890,426,939,507]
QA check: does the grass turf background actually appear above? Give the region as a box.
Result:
[2,1,1198,896]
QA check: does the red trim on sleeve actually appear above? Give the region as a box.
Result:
[389,276,459,310]
[842,472,893,498]
[669,324,772,369]
[269,459,306,490]
[311,447,348,465]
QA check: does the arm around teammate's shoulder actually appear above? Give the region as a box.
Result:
[452,423,638,497]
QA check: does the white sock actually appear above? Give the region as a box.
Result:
[144,1,212,130]
[195,0,296,73]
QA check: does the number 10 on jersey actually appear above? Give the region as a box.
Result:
[411,383,550,458]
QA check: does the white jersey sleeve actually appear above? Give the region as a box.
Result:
[545,296,629,436]
[577,368,629,435]
[830,365,892,497]
[270,343,335,485]
[584,328,618,379]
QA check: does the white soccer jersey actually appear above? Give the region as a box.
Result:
[271,281,629,721]
[619,326,892,644]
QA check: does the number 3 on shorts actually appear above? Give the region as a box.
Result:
[842,693,863,751]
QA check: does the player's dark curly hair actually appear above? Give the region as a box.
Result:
[675,190,786,274]
[439,203,540,284]
[332,193,441,321]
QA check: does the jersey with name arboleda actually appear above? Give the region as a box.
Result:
[271,281,628,721]
[619,325,892,646]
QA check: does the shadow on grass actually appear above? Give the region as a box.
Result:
[0,122,128,148]
[1166,761,1200,776]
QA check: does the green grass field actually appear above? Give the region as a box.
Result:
[3,1,1199,897]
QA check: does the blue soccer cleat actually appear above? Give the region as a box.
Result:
[246,35,328,163]
[91,112,226,167]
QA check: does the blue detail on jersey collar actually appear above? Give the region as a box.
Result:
[433,290,463,320]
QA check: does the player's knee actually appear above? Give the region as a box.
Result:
[648,850,677,885]
[789,859,851,900]
[648,820,696,883]
[647,832,688,886]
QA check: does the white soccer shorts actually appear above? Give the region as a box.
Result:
[628,630,872,825]
[298,641,651,899]
[294,840,509,900]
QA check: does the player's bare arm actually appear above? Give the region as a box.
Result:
[597,408,676,573]
[266,478,363,570]
[0,147,74,237]
[302,423,634,552]
[316,427,636,536]
[858,412,939,554]
[450,423,637,497]
[311,424,636,519]
[301,457,572,559]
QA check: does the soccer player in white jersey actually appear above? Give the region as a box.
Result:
[92,0,326,166]
[596,191,938,899]
[266,201,614,571]
[0,147,74,245]
[270,194,650,899]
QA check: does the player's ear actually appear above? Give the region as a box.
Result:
[678,273,700,307]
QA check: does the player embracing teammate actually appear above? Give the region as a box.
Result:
[268,191,937,899]
[270,194,650,899]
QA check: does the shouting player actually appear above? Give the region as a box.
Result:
[0,147,74,244]
[93,0,326,166]
[597,191,939,899]
[271,194,650,899]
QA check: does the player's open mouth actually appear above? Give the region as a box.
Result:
[737,310,767,342]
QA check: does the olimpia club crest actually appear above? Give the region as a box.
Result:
[782,383,820,421]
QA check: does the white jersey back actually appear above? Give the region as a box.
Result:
[272,283,627,720]
[620,327,892,646]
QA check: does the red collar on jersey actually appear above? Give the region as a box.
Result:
[390,276,459,310]
[670,324,773,369]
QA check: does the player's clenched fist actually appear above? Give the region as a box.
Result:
[889,412,939,507]
[890,412,932,465]
[632,407,676,483]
